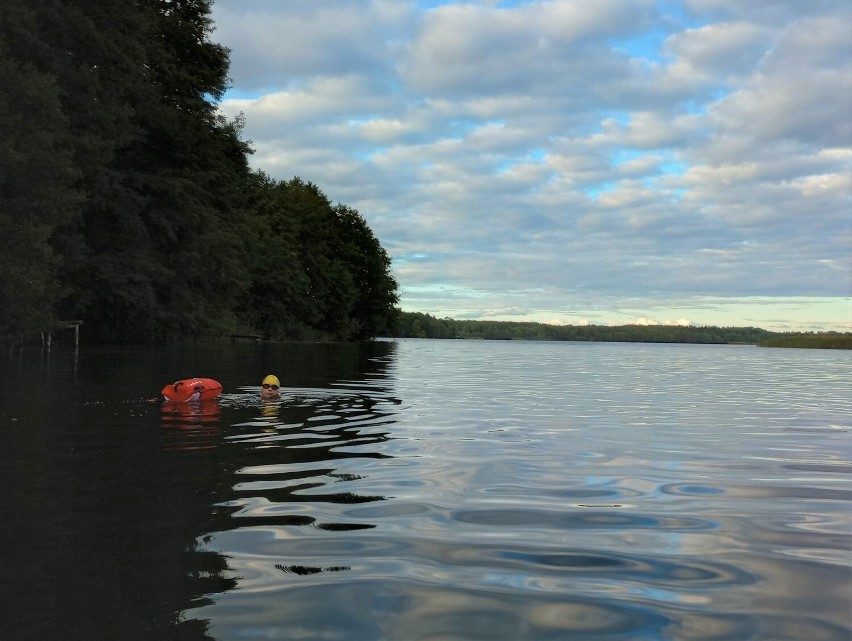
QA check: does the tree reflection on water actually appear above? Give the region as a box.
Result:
[0,341,399,641]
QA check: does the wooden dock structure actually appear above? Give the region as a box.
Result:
[43,320,82,348]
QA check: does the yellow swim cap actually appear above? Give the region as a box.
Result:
[262,374,280,386]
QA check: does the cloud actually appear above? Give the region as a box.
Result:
[625,317,693,326]
[212,0,852,331]
[400,1,655,99]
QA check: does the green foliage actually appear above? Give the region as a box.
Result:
[329,203,399,339]
[239,177,399,341]
[391,312,841,347]
[757,333,852,350]
[0,1,81,340]
[47,0,254,342]
[0,0,398,344]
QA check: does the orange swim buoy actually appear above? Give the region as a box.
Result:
[161,377,223,402]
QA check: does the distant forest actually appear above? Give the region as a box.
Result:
[0,0,398,344]
[393,312,852,349]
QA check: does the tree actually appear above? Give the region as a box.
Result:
[41,0,254,342]
[0,1,80,342]
[237,172,313,338]
[0,0,398,344]
[238,177,399,341]
[331,204,399,339]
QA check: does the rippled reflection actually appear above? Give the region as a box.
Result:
[174,341,852,641]
[160,399,222,451]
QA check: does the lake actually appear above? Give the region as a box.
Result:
[0,339,849,640]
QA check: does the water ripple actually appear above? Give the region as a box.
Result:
[452,507,716,531]
[186,341,852,640]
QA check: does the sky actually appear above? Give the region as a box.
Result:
[210,0,851,331]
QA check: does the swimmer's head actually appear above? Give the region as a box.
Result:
[261,374,280,398]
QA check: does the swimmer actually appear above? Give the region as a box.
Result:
[261,374,280,400]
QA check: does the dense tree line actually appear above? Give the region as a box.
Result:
[0,0,397,344]
[756,333,852,350]
[392,312,851,348]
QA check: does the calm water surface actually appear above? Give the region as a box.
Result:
[0,339,849,640]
